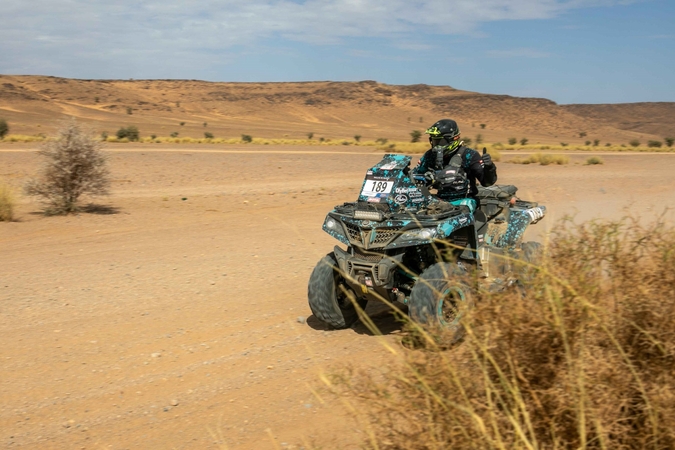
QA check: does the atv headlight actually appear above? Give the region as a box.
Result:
[400,227,437,241]
[322,216,349,245]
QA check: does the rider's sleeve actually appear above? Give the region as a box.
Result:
[467,150,498,187]
[412,150,432,175]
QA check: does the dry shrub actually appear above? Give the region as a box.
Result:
[24,121,110,215]
[510,153,569,165]
[328,216,675,449]
[0,184,15,221]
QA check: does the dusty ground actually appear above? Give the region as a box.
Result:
[1,144,674,449]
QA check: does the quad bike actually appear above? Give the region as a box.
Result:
[308,154,546,341]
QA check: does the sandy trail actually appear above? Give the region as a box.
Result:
[1,146,674,449]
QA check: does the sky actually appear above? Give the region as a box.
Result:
[2,0,674,104]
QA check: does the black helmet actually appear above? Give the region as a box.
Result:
[425,119,461,145]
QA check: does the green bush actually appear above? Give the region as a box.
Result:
[180,122,185,126]
[241,134,253,143]
[593,139,600,146]
[585,140,591,146]
[480,123,486,129]
[126,107,133,115]
[463,138,472,146]
[475,134,483,145]
[150,134,157,140]
[203,122,207,127]
[585,156,604,165]
[579,131,587,138]
[665,137,674,147]
[520,138,529,146]
[410,130,422,143]
[0,118,8,139]
[100,131,108,141]
[204,132,214,139]
[629,139,640,147]
[354,135,361,143]
[170,132,179,138]
[561,142,569,147]
[307,132,314,140]
[508,137,517,145]
[376,138,388,145]
[647,140,663,148]
[116,126,139,141]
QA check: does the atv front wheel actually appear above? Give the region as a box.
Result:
[408,262,475,344]
[308,254,367,329]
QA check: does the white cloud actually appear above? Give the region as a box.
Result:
[0,0,629,77]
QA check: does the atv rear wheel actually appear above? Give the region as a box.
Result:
[408,262,475,344]
[308,254,367,329]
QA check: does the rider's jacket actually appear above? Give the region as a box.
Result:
[412,144,497,201]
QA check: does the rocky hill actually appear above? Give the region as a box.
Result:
[1,75,673,144]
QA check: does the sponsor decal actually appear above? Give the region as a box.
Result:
[394,194,408,204]
[412,197,425,203]
[360,220,372,227]
[459,216,468,225]
[367,197,381,203]
[379,162,398,170]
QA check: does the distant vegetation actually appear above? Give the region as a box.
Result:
[0,119,8,139]
[0,184,15,221]
[204,132,214,139]
[509,153,569,165]
[116,126,140,142]
[585,156,604,165]
[241,134,253,143]
[410,130,422,143]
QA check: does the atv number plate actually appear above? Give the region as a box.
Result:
[361,177,394,198]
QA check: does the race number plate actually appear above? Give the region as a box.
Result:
[360,177,394,198]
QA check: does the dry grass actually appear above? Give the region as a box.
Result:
[508,153,569,165]
[1,134,47,143]
[0,184,15,221]
[327,216,675,449]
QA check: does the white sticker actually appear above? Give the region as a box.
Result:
[361,177,394,197]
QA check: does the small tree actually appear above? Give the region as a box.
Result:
[170,132,179,138]
[307,132,314,140]
[508,137,517,145]
[203,122,208,127]
[647,140,662,148]
[116,126,140,142]
[665,137,674,147]
[579,131,587,138]
[126,107,133,115]
[585,141,591,146]
[376,138,388,145]
[354,135,361,143]
[24,121,110,214]
[593,139,600,146]
[242,134,253,143]
[204,132,214,139]
[463,138,473,146]
[475,134,483,145]
[410,130,422,143]
[480,124,486,129]
[629,139,640,148]
[520,138,529,146]
[101,131,108,141]
[0,118,8,139]
[180,122,185,126]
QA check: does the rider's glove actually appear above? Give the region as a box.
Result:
[482,148,494,167]
[424,171,436,185]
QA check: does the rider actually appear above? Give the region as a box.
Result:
[412,118,497,211]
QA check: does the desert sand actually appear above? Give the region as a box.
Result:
[1,143,675,449]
